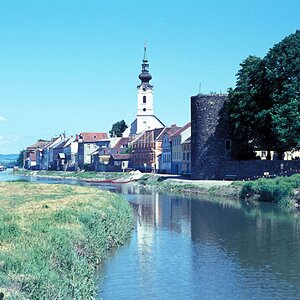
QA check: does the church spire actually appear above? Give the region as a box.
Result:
[139,42,152,85]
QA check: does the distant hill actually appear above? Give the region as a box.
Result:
[0,154,19,167]
[0,154,18,161]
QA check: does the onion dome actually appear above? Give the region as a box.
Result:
[138,43,152,84]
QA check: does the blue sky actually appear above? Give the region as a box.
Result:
[0,0,299,153]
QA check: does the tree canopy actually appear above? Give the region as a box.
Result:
[229,30,300,159]
[109,120,128,137]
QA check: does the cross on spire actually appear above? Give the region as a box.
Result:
[143,41,147,61]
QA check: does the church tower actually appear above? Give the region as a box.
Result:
[137,44,154,120]
[123,44,164,137]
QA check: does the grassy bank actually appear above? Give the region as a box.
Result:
[0,182,133,299]
[132,174,300,207]
[238,174,300,207]
[15,170,126,181]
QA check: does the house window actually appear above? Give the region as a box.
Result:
[225,139,231,151]
[187,152,190,161]
[143,96,146,103]
[183,153,185,160]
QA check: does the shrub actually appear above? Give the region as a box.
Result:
[240,177,293,203]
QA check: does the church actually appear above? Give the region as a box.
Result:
[123,45,164,138]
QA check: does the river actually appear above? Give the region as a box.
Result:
[1,171,300,299]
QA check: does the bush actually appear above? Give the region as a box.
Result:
[240,177,293,203]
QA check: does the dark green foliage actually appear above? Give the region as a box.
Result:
[109,119,128,137]
[229,30,300,158]
[16,150,24,167]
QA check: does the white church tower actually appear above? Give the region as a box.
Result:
[123,44,164,137]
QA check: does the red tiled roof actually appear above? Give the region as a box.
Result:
[171,122,191,137]
[79,132,108,142]
[27,139,50,150]
[158,125,181,140]
[113,137,131,149]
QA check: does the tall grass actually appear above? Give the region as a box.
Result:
[240,174,300,206]
[0,182,133,299]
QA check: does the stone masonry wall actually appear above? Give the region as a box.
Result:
[218,160,300,180]
[191,94,231,179]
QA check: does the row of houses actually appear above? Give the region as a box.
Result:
[23,122,191,175]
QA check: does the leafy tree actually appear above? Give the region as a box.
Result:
[109,120,128,137]
[264,30,300,158]
[228,56,273,159]
[17,150,24,167]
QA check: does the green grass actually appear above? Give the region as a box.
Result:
[239,174,300,206]
[0,182,133,299]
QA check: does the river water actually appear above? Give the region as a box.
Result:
[1,171,300,299]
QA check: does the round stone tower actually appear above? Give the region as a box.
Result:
[191,94,232,179]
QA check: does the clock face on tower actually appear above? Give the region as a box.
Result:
[142,86,147,91]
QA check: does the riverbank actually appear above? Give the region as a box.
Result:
[14,170,240,199]
[13,170,300,207]
[0,181,133,299]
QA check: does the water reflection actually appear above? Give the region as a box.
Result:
[0,169,24,181]
[99,187,300,299]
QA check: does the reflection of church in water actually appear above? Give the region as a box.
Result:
[120,185,192,247]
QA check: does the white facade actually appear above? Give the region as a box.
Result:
[171,123,191,174]
[63,138,78,168]
[41,136,63,170]
[160,132,172,173]
[137,85,154,116]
